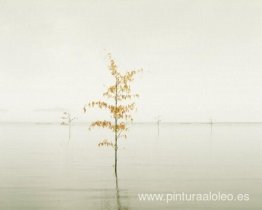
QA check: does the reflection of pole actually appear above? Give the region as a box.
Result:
[69,122,71,141]
[210,118,213,134]
[156,115,161,137]
[157,120,160,136]
[209,118,213,158]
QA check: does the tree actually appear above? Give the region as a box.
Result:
[84,54,142,176]
[61,112,76,141]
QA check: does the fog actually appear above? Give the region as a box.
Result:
[1,0,262,122]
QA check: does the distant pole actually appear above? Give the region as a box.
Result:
[210,118,213,134]
[69,122,71,141]
[209,117,213,158]
[156,115,161,136]
[68,113,70,141]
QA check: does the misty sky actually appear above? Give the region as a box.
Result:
[1,0,262,122]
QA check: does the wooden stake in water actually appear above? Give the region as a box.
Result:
[155,115,161,136]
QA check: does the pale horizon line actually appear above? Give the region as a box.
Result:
[1,121,262,125]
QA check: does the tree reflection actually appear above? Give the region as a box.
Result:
[115,173,128,210]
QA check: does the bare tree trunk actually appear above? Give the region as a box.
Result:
[114,134,117,176]
[114,79,118,177]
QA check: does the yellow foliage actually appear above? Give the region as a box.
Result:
[98,139,114,148]
[84,54,142,148]
[90,120,113,130]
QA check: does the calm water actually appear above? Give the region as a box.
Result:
[0,123,261,210]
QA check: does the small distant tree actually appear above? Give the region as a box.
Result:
[84,54,142,176]
[61,112,76,141]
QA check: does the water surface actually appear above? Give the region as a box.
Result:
[0,123,261,209]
